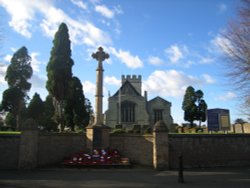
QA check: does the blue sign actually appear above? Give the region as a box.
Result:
[207,111,219,131]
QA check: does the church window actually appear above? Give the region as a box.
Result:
[154,109,163,123]
[121,101,135,123]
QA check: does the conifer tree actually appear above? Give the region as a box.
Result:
[64,76,88,131]
[27,93,44,125]
[182,86,207,128]
[46,23,74,132]
[1,46,33,130]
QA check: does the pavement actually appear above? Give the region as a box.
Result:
[0,166,250,188]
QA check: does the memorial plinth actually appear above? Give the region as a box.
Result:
[86,47,110,151]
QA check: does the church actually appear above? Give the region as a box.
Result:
[105,75,174,132]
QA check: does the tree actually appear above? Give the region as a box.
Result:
[5,112,16,130]
[64,76,88,131]
[84,98,93,126]
[41,95,58,132]
[182,86,197,127]
[182,86,207,127]
[221,0,250,117]
[46,23,74,132]
[27,93,44,125]
[195,90,207,127]
[1,46,33,130]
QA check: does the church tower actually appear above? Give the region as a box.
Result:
[122,75,142,95]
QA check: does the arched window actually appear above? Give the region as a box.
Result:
[121,101,135,123]
[154,109,163,123]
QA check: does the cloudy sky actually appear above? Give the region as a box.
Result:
[0,0,245,124]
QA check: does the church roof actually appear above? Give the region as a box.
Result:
[148,96,171,105]
[113,80,141,97]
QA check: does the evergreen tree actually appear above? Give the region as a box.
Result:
[41,95,58,132]
[64,76,88,131]
[84,98,93,126]
[46,23,74,132]
[182,86,197,127]
[1,47,33,130]
[27,93,44,126]
[182,86,207,127]
[5,112,16,130]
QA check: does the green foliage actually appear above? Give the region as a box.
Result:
[64,76,89,131]
[182,86,196,127]
[5,112,16,129]
[1,87,24,113]
[46,23,74,132]
[5,46,33,93]
[27,93,44,125]
[1,46,33,130]
[182,86,207,127]
[41,95,58,132]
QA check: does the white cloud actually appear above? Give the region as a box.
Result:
[218,3,227,13]
[104,76,120,86]
[0,0,112,47]
[148,56,164,65]
[30,74,46,89]
[70,0,87,10]
[109,47,143,69]
[40,8,112,47]
[202,74,216,84]
[95,5,114,19]
[0,63,7,84]
[3,54,12,62]
[211,35,232,55]
[30,52,44,72]
[200,57,214,64]
[143,70,201,97]
[165,44,187,64]
[0,0,32,38]
[216,92,236,101]
[82,80,96,95]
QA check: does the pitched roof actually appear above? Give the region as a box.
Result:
[113,80,141,97]
[148,96,171,105]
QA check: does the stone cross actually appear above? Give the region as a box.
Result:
[92,47,109,126]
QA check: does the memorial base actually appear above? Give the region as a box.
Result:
[86,124,110,151]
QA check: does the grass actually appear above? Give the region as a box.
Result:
[0,131,21,134]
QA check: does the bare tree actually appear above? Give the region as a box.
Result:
[221,0,250,117]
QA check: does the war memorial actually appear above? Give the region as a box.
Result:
[0,46,249,172]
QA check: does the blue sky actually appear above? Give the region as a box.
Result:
[0,0,246,124]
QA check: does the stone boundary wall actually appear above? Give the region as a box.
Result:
[110,134,153,166]
[38,133,86,167]
[1,132,250,169]
[0,134,20,169]
[0,133,85,169]
[169,134,250,169]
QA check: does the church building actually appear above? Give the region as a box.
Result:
[105,75,174,132]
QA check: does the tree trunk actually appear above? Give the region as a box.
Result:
[53,98,65,132]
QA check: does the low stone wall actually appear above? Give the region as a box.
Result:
[0,134,20,169]
[38,133,86,166]
[1,131,250,170]
[110,134,153,166]
[169,134,250,169]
